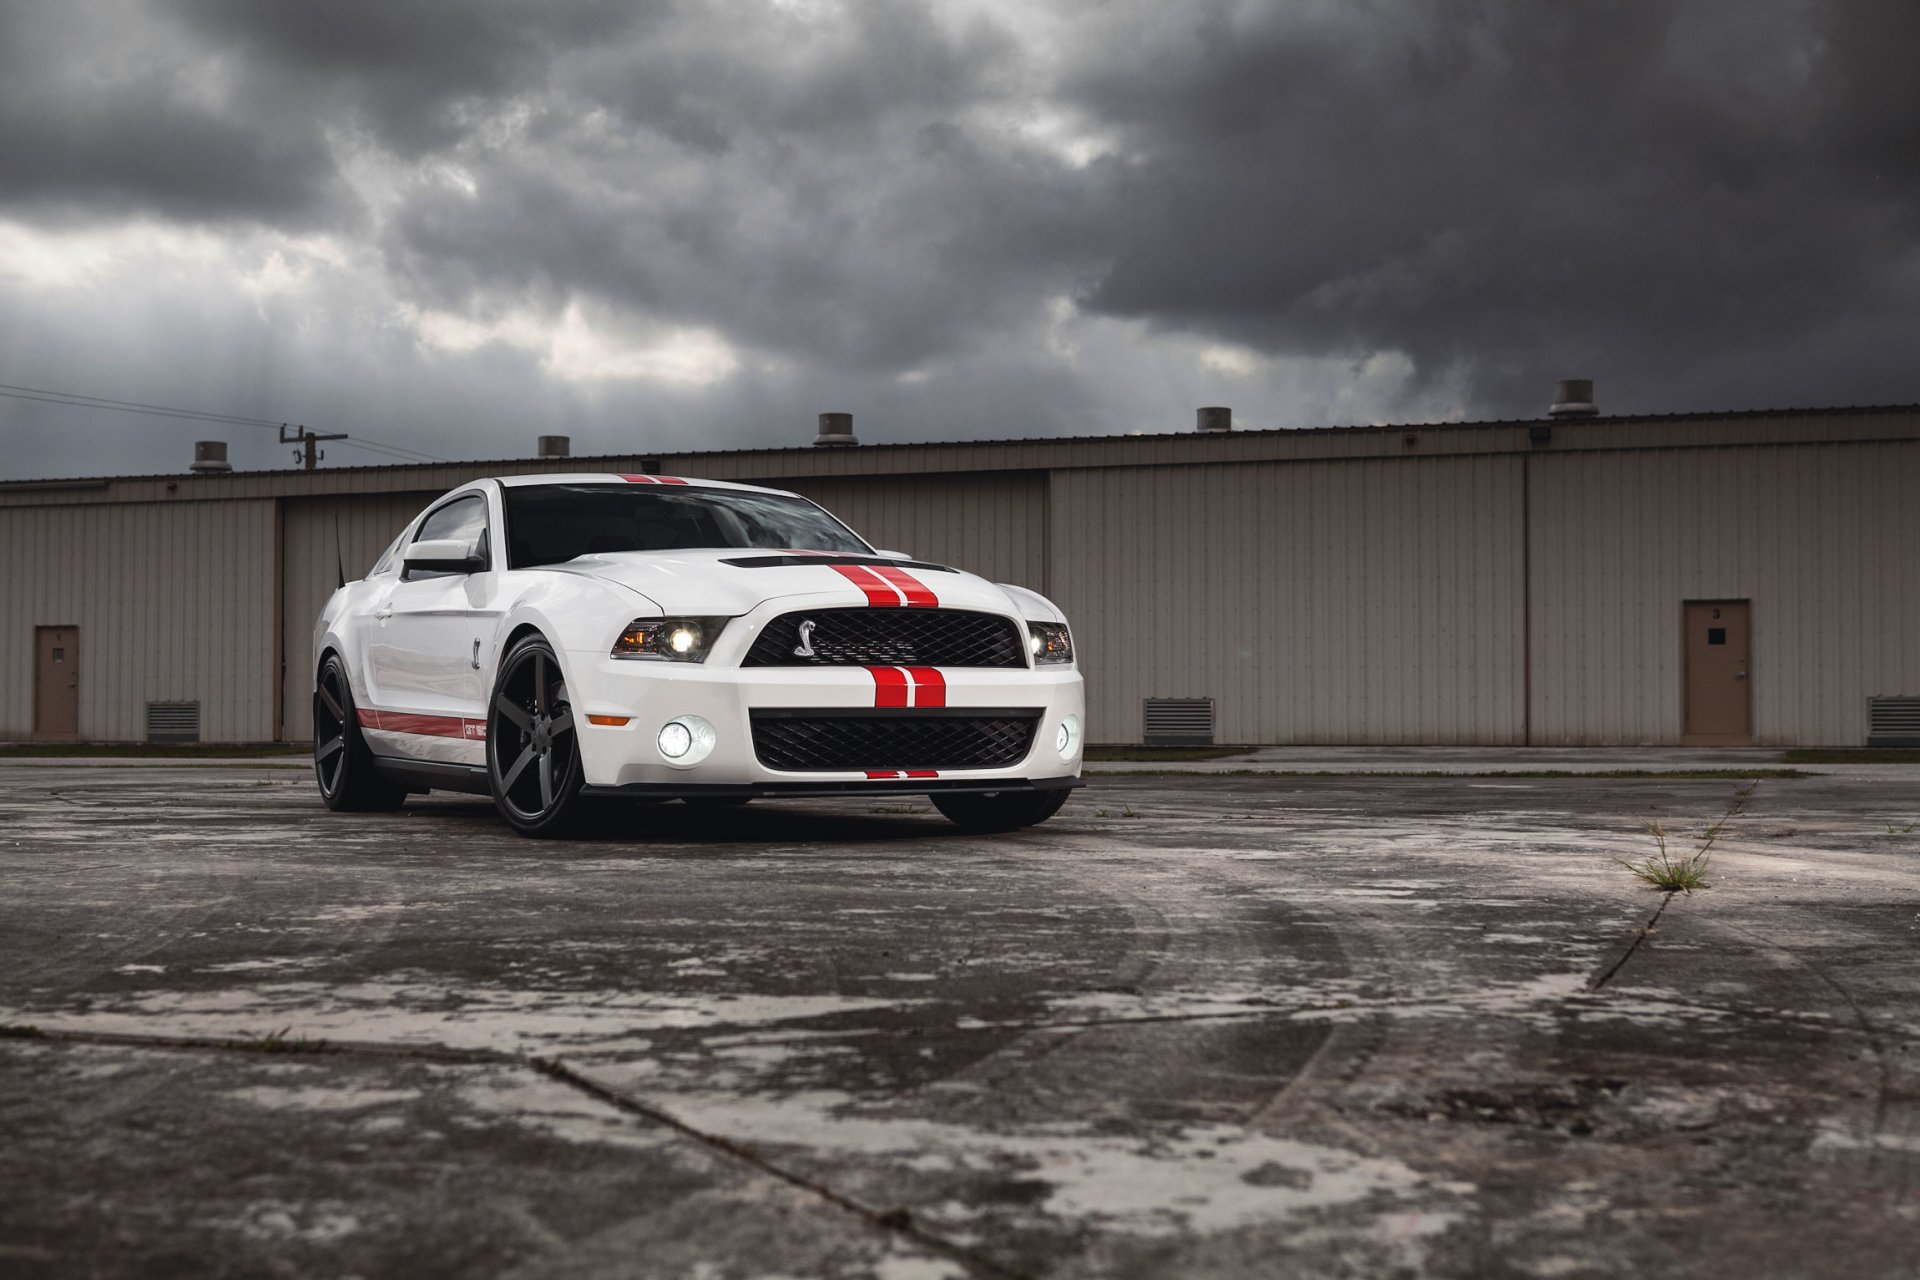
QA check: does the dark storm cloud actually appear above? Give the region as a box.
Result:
[1065,0,1920,413]
[3,0,1919,483]
[0,3,336,222]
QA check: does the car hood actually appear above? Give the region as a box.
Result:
[550,548,1025,618]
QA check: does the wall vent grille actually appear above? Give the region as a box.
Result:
[146,701,201,744]
[1868,696,1920,747]
[1144,697,1214,746]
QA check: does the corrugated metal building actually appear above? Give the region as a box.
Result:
[4,404,1917,747]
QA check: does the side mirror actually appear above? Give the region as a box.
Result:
[403,538,485,575]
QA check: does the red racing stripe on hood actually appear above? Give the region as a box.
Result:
[872,565,938,607]
[832,563,902,606]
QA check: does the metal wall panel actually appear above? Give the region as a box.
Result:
[1529,440,1920,745]
[1050,456,1526,744]
[279,492,441,742]
[0,500,276,741]
[778,472,1049,593]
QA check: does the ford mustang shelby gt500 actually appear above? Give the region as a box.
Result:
[312,474,1083,835]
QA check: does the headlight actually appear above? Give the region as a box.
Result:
[1026,621,1073,665]
[612,617,731,663]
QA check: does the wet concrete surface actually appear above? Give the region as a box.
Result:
[2,764,1918,1278]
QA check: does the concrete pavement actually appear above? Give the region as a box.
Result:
[2,761,1917,1277]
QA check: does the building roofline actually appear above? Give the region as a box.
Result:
[4,402,1919,504]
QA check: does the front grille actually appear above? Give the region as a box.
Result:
[744,608,1026,668]
[751,710,1039,772]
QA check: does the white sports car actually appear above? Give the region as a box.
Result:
[312,474,1084,836]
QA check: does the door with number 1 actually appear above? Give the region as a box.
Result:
[35,625,80,742]
[1683,601,1751,745]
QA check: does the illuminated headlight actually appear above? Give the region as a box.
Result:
[1056,714,1081,758]
[657,715,717,767]
[1026,621,1073,665]
[612,617,731,662]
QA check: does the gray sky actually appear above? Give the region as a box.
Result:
[3,0,1916,479]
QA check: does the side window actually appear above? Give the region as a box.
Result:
[403,494,489,581]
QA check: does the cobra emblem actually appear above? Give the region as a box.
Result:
[793,619,818,658]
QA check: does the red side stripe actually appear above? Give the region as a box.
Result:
[654,476,689,485]
[868,666,909,708]
[866,770,900,779]
[356,708,485,740]
[618,473,657,484]
[833,563,902,606]
[904,770,939,779]
[904,667,945,708]
[872,565,937,607]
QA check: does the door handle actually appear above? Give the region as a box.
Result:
[374,607,393,622]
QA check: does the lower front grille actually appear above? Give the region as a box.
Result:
[750,709,1039,772]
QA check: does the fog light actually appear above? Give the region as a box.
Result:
[656,715,717,768]
[1057,714,1081,759]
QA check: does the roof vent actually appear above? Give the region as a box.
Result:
[1197,406,1232,433]
[537,435,570,459]
[1548,379,1598,419]
[815,412,859,447]
[189,441,232,474]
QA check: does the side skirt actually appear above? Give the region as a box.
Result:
[372,756,492,796]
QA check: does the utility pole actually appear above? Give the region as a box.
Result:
[280,423,349,471]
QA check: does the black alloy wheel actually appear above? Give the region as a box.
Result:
[487,635,586,836]
[313,656,407,812]
[930,788,1070,834]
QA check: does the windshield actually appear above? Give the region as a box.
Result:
[503,483,871,568]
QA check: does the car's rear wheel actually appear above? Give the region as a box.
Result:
[930,788,1070,833]
[487,635,586,837]
[313,656,408,812]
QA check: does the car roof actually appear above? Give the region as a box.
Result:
[490,473,793,497]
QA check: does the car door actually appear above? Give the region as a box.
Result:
[364,492,494,761]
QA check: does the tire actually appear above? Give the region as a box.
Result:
[486,634,587,837]
[313,656,408,812]
[930,788,1070,834]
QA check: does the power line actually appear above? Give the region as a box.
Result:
[0,379,450,464]
[0,387,285,429]
[0,381,287,427]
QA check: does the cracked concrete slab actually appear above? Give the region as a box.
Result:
[2,763,1918,1277]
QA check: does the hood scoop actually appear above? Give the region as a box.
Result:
[721,554,956,573]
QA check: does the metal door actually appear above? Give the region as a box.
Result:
[1683,601,1751,745]
[34,626,79,741]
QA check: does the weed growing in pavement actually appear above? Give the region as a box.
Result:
[1889,820,1918,835]
[238,1026,325,1054]
[1623,779,1759,893]
[0,1024,44,1039]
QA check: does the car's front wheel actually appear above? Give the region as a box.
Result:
[930,788,1070,833]
[313,656,408,812]
[486,634,587,837]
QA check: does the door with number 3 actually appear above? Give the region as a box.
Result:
[1683,601,1751,745]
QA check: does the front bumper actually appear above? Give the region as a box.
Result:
[562,653,1086,794]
